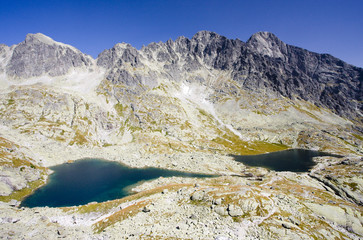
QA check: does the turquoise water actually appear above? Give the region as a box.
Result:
[231,149,341,172]
[21,150,341,208]
[21,158,214,208]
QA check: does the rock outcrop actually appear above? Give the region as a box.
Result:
[6,33,93,79]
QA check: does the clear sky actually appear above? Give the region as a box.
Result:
[1,0,362,67]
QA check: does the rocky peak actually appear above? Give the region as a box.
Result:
[97,42,143,69]
[191,31,224,44]
[0,44,8,50]
[0,44,9,58]
[247,31,288,59]
[25,33,57,45]
[189,31,244,69]
[6,33,93,79]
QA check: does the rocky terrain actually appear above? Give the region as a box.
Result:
[0,31,362,239]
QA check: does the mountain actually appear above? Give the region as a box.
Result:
[0,30,362,156]
[98,31,362,121]
[3,33,93,79]
[0,31,361,156]
[0,31,362,239]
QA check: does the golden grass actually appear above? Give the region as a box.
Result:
[114,103,127,117]
[80,183,193,232]
[0,179,46,202]
[212,128,288,155]
[93,200,150,233]
[352,133,363,141]
[69,130,88,145]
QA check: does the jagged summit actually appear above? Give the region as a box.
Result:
[95,30,361,121]
[191,30,225,42]
[1,31,362,122]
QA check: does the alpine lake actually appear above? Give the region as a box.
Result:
[21,149,340,208]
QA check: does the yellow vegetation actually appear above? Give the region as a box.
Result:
[94,200,150,233]
[0,179,46,202]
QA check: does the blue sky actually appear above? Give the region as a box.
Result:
[1,0,362,67]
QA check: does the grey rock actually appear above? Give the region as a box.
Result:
[41,216,50,222]
[6,33,93,79]
[189,214,198,220]
[282,222,294,229]
[8,200,19,207]
[190,191,205,201]
[214,206,228,216]
[227,204,243,217]
[215,236,233,240]
[97,43,143,68]
[142,206,151,213]
[0,181,12,196]
[213,198,222,205]
[242,32,362,121]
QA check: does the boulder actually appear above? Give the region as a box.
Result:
[227,204,243,217]
[191,191,205,201]
[215,207,228,216]
[0,182,12,196]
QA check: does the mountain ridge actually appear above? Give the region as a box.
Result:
[0,31,362,151]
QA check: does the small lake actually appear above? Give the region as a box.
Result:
[231,149,341,172]
[21,158,214,208]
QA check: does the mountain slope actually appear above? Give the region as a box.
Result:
[0,31,361,160]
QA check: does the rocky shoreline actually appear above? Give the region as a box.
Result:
[0,149,362,239]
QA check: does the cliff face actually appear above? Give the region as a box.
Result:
[242,32,362,121]
[5,33,93,79]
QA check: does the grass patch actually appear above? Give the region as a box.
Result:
[0,157,37,168]
[81,116,92,125]
[352,133,363,141]
[102,143,113,147]
[93,200,150,233]
[55,136,66,142]
[7,99,15,106]
[212,128,288,155]
[344,182,359,191]
[69,130,88,145]
[114,103,127,117]
[0,178,46,202]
